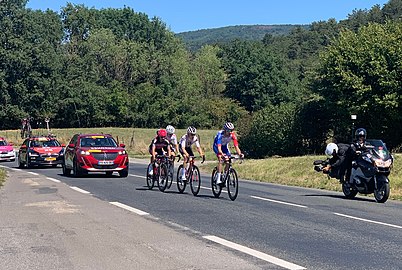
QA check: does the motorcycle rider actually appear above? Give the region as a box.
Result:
[351,128,367,154]
[323,142,353,183]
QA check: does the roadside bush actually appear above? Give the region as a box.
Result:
[240,103,298,158]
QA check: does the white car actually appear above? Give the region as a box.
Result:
[0,137,16,162]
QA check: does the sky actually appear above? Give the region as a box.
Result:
[26,0,390,33]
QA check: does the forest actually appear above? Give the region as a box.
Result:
[0,0,401,157]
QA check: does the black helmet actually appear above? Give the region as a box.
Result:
[355,128,367,141]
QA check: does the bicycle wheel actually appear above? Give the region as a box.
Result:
[158,163,168,192]
[176,165,186,193]
[211,167,222,198]
[190,166,201,196]
[227,168,239,201]
[167,161,174,189]
[146,163,154,190]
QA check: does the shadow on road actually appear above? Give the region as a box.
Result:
[303,193,375,203]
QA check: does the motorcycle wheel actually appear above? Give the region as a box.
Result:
[342,182,358,199]
[374,176,390,203]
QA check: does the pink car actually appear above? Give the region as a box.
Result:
[0,137,16,162]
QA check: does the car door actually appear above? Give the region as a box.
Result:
[65,135,78,169]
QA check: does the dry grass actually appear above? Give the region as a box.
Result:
[0,168,5,187]
[0,127,218,157]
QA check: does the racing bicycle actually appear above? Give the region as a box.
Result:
[166,155,181,189]
[176,156,204,196]
[211,155,243,201]
[146,154,169,192]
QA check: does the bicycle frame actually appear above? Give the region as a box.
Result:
[146,154,169,192]
[211,156,243,201]
[177,156,203,196]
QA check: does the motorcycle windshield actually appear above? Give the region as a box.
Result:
[366,139,391,161]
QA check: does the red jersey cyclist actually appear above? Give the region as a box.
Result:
[213,122,244,185]
[148,129,171,175]
[178,126,205,181]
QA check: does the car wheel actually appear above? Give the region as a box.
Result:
[62,162,71,176]
[119,169,128,178]
[73,159,82,177]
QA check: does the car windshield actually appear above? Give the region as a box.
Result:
[0,141,7,146]
[30,140,60,147]
[80,137,117,147]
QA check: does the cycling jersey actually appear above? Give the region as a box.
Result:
[213,130,238,156]
[179,134,200,149]
[167,134,178,146]
[149,136,170,155]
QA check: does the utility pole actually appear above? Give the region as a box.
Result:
[351,114,357,143]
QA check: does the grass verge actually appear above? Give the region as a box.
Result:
[199,154,402,201]
[0,168,6,187]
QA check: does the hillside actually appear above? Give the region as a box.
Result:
[176,24,310,51]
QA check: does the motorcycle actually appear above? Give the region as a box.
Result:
[314,139,393,203]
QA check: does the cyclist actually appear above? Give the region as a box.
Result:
[148,129,171,175]
[213,122,244,186]
[166,125,179,158]
[179,126,205,181]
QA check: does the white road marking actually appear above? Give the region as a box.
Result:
[47,177,61,183]
[250,195,308,208]
[109,202,149,216]
[334,212,402,229]
[27,172,39,176]
[203,235,306,270]
[129,174,146,179]
[70,186,91,194]
[10,168,22,171]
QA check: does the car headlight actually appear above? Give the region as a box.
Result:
[118,150,126,155]
[29,151,39,157]
[80,150,90,156]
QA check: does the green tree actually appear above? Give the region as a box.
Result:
[316,21,402,148]
[221,40,300,112]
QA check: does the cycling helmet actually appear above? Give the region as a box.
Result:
[355,128,367,140]
[158,129,167,138]
[325,143,338,158]
[166,125,175,135]
[223,122,234,131]
[187,126,197,135]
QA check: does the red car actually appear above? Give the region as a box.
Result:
[0,137,16,162]
[62,134,129,177]
[17,136,64,168]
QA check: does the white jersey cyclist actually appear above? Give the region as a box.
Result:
[179,133,200,156]
[166,125,179,154]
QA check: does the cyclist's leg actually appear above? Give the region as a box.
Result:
[218,146,230,185]
[179,147,187,180]
[181,147,194,180]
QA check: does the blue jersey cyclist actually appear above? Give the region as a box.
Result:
[213,122,244,185]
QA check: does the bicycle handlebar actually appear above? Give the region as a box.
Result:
[185,155,205,164]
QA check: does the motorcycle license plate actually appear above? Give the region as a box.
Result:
[45,157,56,161]
[98,160,114,165]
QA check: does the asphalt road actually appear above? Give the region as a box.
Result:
[1,159,402,270]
